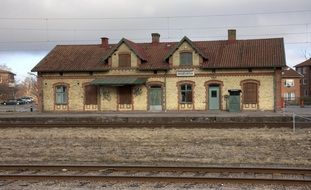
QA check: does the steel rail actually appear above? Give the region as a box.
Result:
[0,174,310,184]
[0,165,310,184]
[0,122,307,128]
[0,164,311,173]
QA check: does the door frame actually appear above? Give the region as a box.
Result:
[205,80,223,110]
[147,82,164,111]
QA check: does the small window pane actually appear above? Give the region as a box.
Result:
[211,90,217,97]
[180,52,193,65]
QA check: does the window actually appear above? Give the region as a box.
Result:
[303,67,307,74]
[84,85,98,105]
[284,79,294,87]
[297,68,302,74]
[55,85,68,104]
[119,54,131,68]
[284,92,295,101]
[180,52,193,65]
[283,93,288,100]
[119,86,132,104]
[304,89,309,96]
[303,79,307,85]
[211,90,217,97]
[180,84,193,103]
[242,82,258,104]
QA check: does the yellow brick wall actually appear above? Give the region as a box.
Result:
[42,79,92,111]
[164,75,274,111]
[133,85,147,110]
[100,86,117,111]
[41,71,275,111]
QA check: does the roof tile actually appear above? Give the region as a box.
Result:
[295,58,311,67]
[32,37,286,72]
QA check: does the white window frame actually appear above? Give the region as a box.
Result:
[290,92,295,101]
[304,89,309,96]
[284,79,294,87]
[283,93,288,101]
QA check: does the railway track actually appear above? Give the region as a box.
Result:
[0,122,309,128]
[0,165,310,185]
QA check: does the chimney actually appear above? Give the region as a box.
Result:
[101,37,109,48]
[228,29,236,44]
[151,33,160,44]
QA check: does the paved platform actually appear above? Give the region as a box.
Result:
[0,105,309,127]
[0,110,309,127]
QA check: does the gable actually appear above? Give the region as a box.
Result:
[163,36,208,62]
[171,41,202,67]
[111,43,139,68]
[102,38,147,63]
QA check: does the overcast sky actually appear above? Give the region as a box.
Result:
[0,0,311,81]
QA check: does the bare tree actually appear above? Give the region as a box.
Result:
[302,49,311,59]
[16,75,38,101]
[0,64,14,102]
[0,64,12,71]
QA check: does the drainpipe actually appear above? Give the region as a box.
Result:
[164,70,167,112]
[273,67,276,112]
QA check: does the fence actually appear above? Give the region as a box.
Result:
[292,113,311,133]
[282,96,311,108]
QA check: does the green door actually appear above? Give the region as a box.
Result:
[149,87,162,111]
[229,95,240,112]
[209,86,220,110]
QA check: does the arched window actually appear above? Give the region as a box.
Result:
[180,84,193,103]
[242,82,258,104]
[55,85,68,104]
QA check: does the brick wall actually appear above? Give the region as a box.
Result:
[41,70,275,112]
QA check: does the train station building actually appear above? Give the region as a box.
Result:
[32,30,285,112]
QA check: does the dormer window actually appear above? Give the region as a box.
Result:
[119,53,131,68]
[180,52,193,66]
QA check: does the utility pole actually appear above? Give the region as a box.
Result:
[8,82,16,112]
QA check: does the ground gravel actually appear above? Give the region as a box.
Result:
[0,127,310,166]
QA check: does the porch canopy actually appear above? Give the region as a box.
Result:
[90,76,148,86]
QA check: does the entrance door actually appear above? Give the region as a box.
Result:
[209,86,220,110]
[149,86,162,111]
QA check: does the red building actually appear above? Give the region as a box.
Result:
[281,67,303,105]
[295,58,311,97]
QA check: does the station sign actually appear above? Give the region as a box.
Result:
[176,70,195,77]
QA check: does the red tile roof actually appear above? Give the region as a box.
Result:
[32,37,286,72]
[295,58,311,67]
[282,67,303,78]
